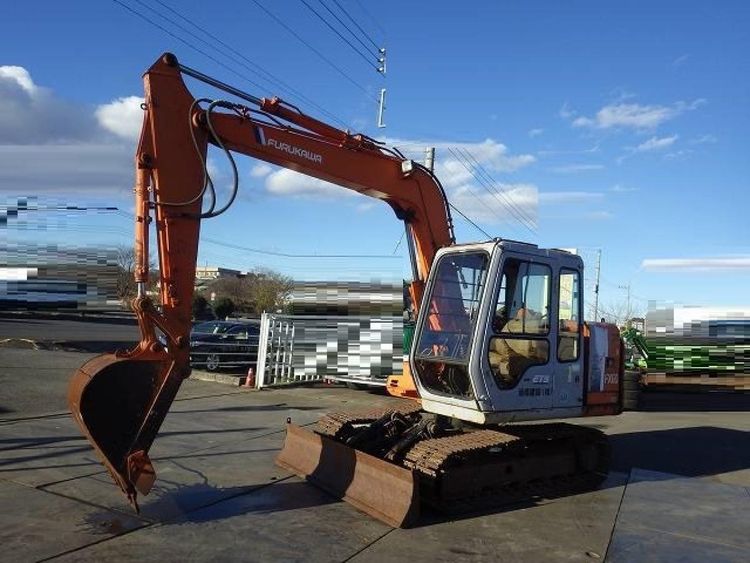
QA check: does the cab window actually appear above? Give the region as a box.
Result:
[558,269,581,362]
[489,258,551,389]
[414,251,489,399]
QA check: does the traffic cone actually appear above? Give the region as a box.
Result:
[244,366,256,388]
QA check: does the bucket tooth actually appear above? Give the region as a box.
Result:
[276,424,420,528]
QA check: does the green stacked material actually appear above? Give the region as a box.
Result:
[621,324,749,374]
[646,342,750,374]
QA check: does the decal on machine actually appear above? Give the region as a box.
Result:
[518,374,551,397]
[253,127,324,164]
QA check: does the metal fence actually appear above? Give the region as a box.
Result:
[255,313,404,388]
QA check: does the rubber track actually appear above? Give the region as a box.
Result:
[403,430,520,477]
[404,423,607,480]
[432,425,610,513]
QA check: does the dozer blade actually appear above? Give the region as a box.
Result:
[68,353,180,508]
[276,424,420,528]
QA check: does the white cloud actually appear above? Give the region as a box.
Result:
[256,137,539,228]
[571,99,705,130]
[610,184,638,193]
[559,102,575,119]
[528,128,544,138]
[634,134,678,152]
[609,88,637,103]
[0,144,132,193]
[356,202,376,213]
[585,210,613,220]
[95,96,144,141]
[690,134,718,145]
[663,149,693,161]
[642,257,750,271]
[551,163,604,173]
[265,168,358,199]
[206,157,222,180]
[537,144,599,157]
[0,65,97,144]
[0,66,136,194]
[0,66,37,94]
[539,191,604,204]
[386,138,535,180]
[450,183,538,227]
[672,54,690,68]
[250,163,273,177]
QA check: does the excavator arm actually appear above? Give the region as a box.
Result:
[68,53,455,508]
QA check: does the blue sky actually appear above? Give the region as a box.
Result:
[1,0,748,316]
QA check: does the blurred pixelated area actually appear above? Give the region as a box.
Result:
[1,196,122,309]
[637,305,750,391]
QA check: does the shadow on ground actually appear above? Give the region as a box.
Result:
[639,390,750,412]
[18,423,747,535]
[174,404,320,414]
[609,425,750,477]
[0,426,267,452]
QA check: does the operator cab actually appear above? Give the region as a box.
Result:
[411,240,585,424]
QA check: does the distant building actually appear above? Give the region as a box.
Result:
[195,266,244,292]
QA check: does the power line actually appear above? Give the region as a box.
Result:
[449,147,536,236]
[353,0,387,39]
[300,0,379,70]
[146,0,349,128]
[457,147,538,234]
[448,203,492,239]
[444,148,510,230]
[458,147,537,230]
[330,0,382,53]
[113,0,375,109]
[202,236,401,259]
[111,0,266,92]
[315,0,382,62]
[248,0,377,101]
[298,0,381,71]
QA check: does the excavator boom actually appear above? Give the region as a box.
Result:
[68,53,454,509]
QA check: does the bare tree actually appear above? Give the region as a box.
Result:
[207,268,294,315]
[598,299,644,327]
[248,268,295,314]
[115,245,157,308]
[115,247,137,306]
[208,276,253,312]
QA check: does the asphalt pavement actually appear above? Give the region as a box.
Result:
[1,346,748,562]
[0,315,139,351]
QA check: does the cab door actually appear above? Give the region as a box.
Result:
[553,266,584,408]
[484,253,555,411]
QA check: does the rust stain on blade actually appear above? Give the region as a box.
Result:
[276,424,420,528]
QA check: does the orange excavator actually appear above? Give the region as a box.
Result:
[69,53,624,527]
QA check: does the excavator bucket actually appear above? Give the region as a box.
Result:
[68,353,178,506]
[276,424,420,528]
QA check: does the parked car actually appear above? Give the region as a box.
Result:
[157,320,236,349]
[189,321,261,372]
[191,320,240,337]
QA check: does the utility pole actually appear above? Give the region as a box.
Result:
[618,283,632,326]
[424,147,436,172]
[593,249,601,321]
[377,88,387,128]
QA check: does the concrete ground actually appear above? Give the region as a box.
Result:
[1,347,749,562]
